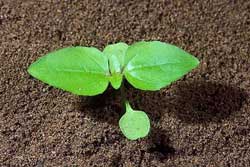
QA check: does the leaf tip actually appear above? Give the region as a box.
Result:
[192,56,200,68]
[27,57,46,78]
[109,73,123,90]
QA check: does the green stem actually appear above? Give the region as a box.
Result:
[120,79,126,113]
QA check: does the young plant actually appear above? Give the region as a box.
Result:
[28,41,199,140]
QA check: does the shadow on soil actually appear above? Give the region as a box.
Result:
[80,80,248,125]
[146,127,177,161]
[168,80,248,124]
[79,86,123,125]
[126,80,248,124]
[78,80,248,161]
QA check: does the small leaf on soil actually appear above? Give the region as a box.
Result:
[119,101,150,140]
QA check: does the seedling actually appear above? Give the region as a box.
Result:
[28,41,199,140]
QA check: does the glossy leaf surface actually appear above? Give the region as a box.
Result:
[124,41,199,90]
[119,101,150,140]
[28,47,109,95]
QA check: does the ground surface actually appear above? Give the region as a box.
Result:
[0,0,250,166]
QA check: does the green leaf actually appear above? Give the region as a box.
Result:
[119,101,150,140]
[108,73,123,89]
[103,42,128,89]
[124,41,200,90]
[28,47,109,96]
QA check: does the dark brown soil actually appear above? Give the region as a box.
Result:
[1,0,250,166]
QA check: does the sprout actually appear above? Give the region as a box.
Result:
[28,41,199,140]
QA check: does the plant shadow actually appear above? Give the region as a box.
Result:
[170,81,248,123]
[77,79,248,163]
[146,127,177,161]
[132,80,248,124]
[78,86,123,125]
[79,80,248,125]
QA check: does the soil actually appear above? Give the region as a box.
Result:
[1,0,250,166]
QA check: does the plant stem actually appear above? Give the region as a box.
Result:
[120,79,126,113]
